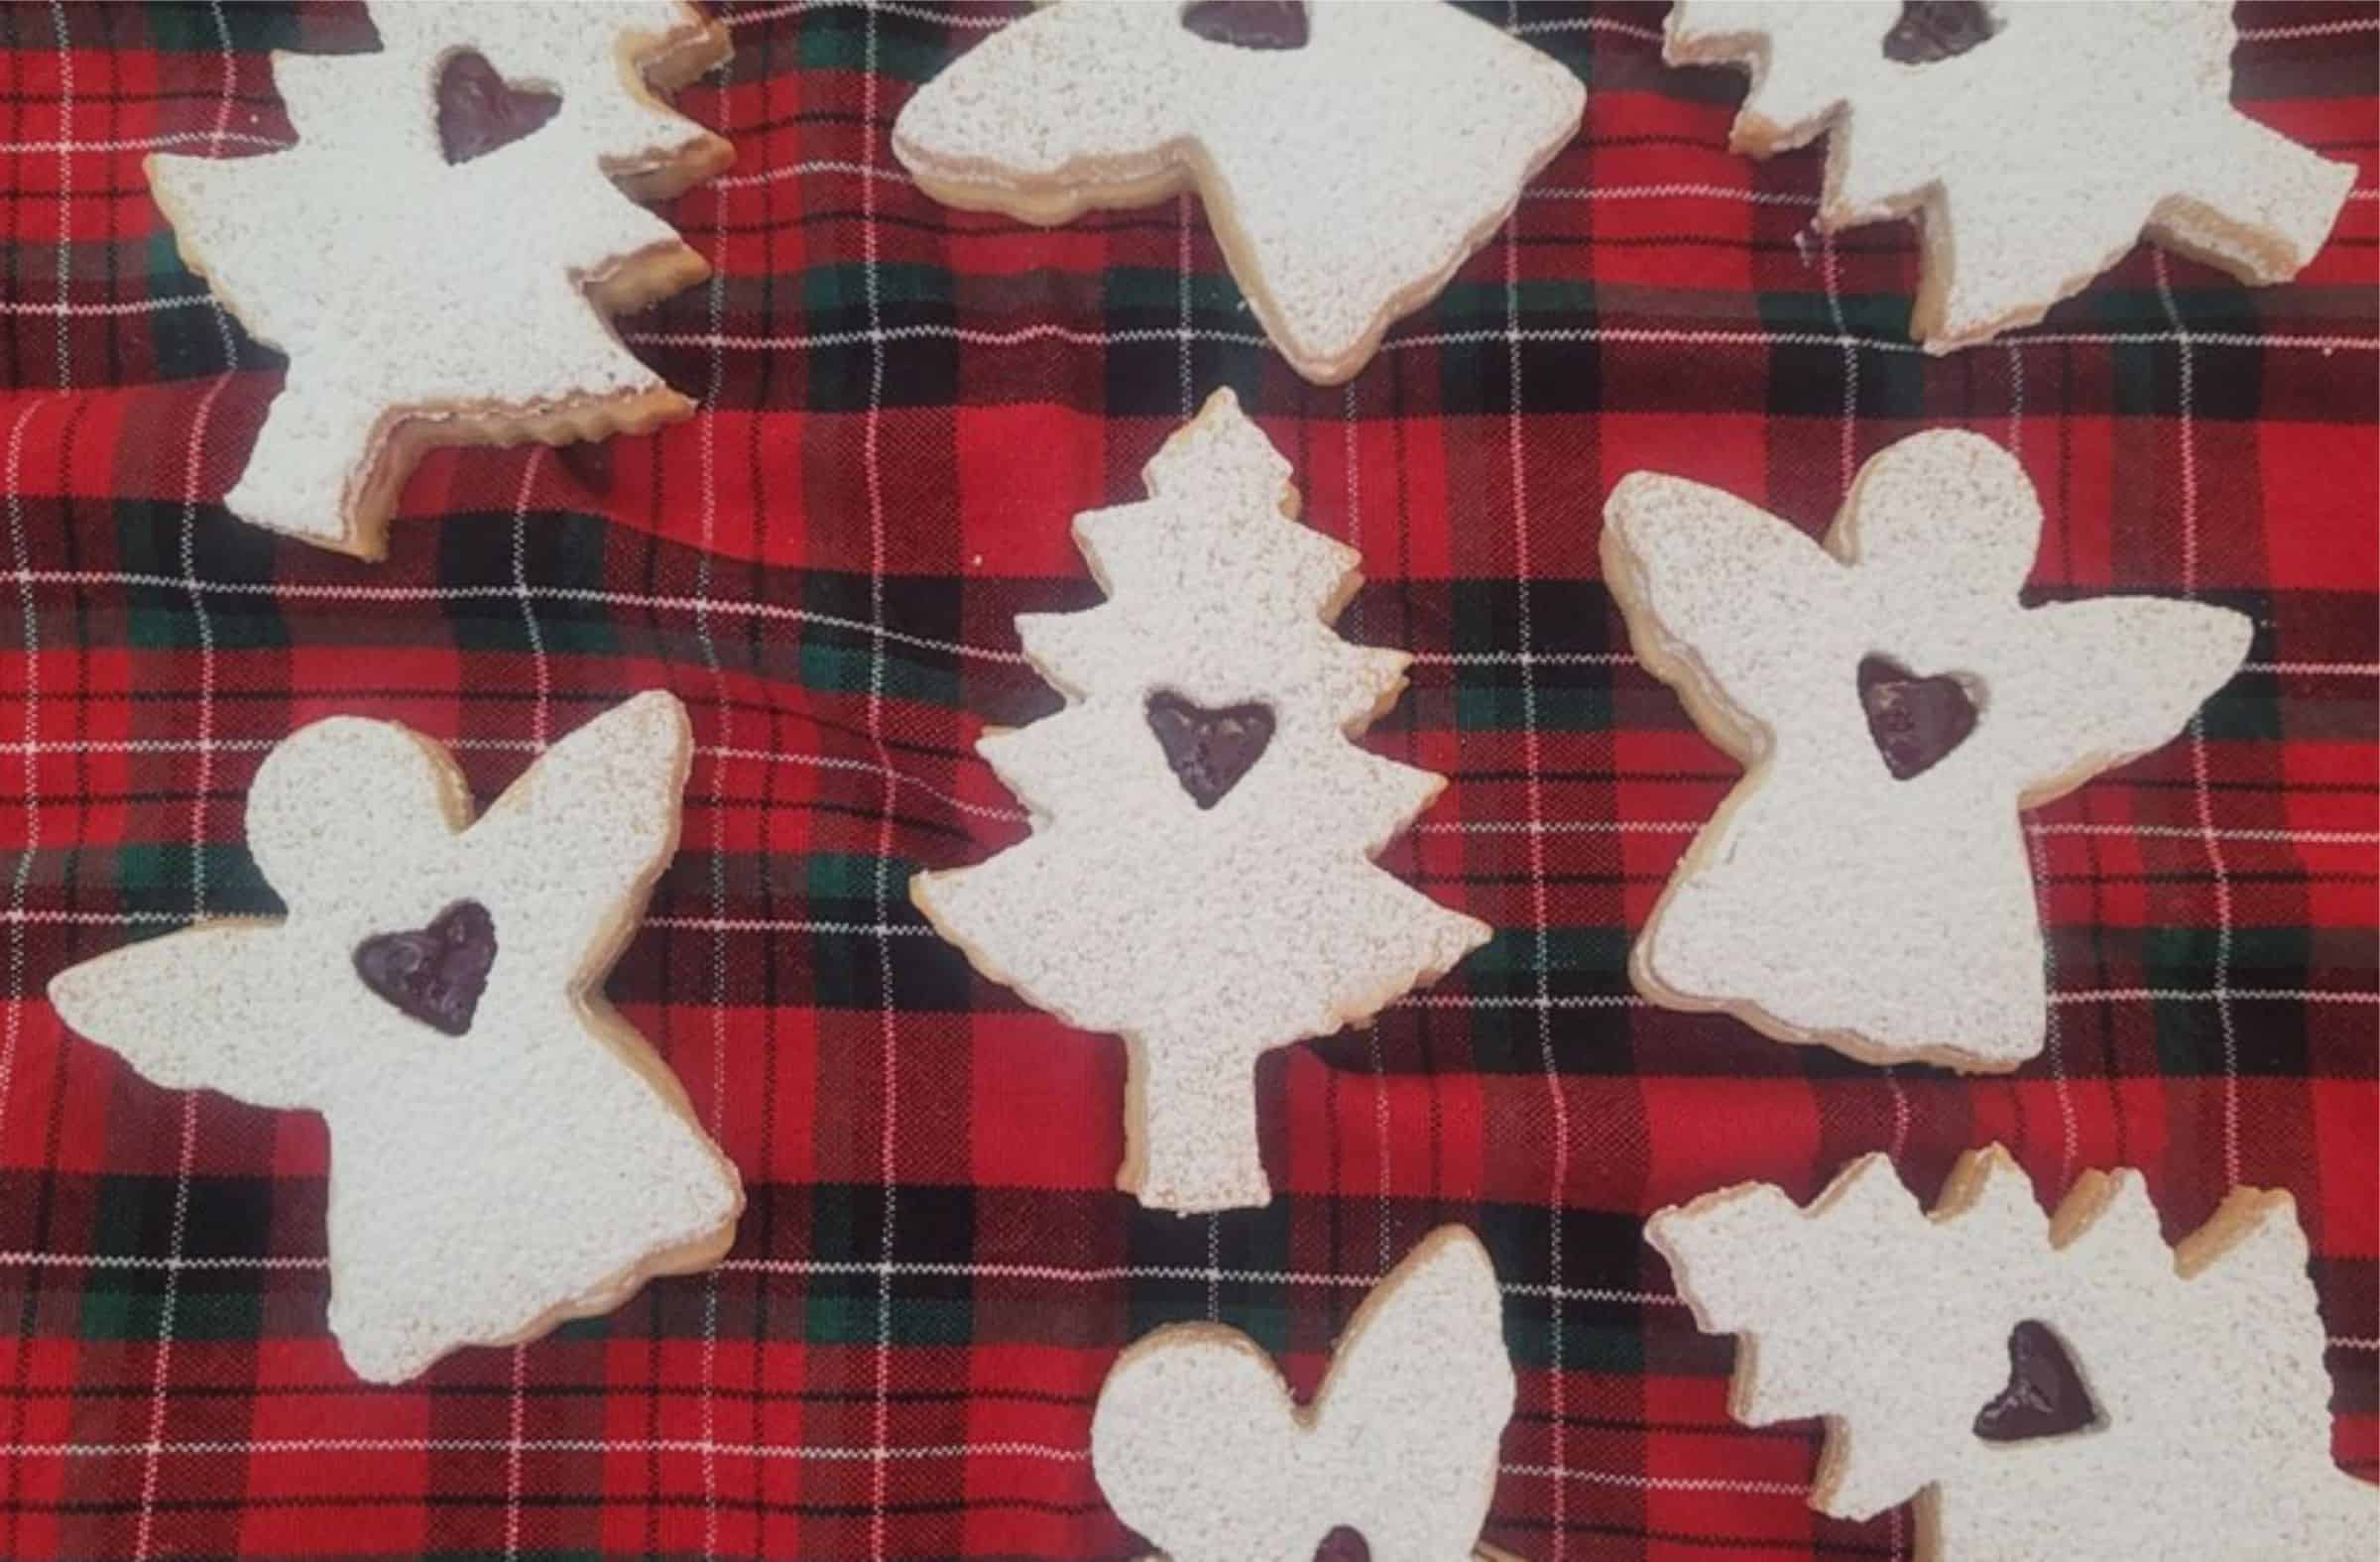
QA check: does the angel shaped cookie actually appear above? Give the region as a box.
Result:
[911,391,1488,1213]
[1648,1148,2376,1559]
[1664,2,2355,350]
[1603,431,2251,1071]
[48,692,743,1382]
[1092,1226,1516,1562]
[892,1,1583,384]
[146,2,731,556]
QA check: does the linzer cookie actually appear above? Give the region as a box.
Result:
[1663,2,2355,351]
[1603,430,2250,1071]
[146,1,732,557]
[1648,1148,2377,1558]
[1092,1227,1517,1562]
[910,389,1489,1213]
[892,1,1583,384]
[47,693,743,1382]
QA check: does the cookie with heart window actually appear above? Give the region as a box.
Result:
[144,1,732,558]
[46,691,743,1382]
[1601,430,2251,1071]
[909,389,1488,1213]
[1647,1146,2376,1558]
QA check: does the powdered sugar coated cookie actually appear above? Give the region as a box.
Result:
[910,389,1488,1213]
[147,1,732,557]
[1092,1225,1516,1562]
[1648,1147,2376,1558]
[1603,430,2251,1071]
[892,1,1583,384]
[48,692,743,1382]
[1664,2,2355,351]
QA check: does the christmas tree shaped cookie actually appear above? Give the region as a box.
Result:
[911,390,1488,1213]
[1664,2,2354,350]
[892,1,1583,384]
[1093,1226,1516,1561]
[1648,1148,2377,1558]
[146,1,732,557]
[48,693,743,1382]
[1603,430,2251,1071]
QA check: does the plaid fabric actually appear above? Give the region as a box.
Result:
[0,1,2370,1557]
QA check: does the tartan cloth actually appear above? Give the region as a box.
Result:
[0,0,2370,1557]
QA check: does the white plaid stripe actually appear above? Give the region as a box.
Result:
[502,449,554,1560]
[1399,990,2377,1011]
[0,1248,1678,1304]
[726,0,1009,32]
[127,379,227,1562]
[2032,818,2081,1186]
[0,129,283,155]
[1,400,50,1158]
[3,898,2367,1013]
[511,454,554,750]
[1497,8,1579,1534]
[629,321,2380,355]
[855,9,906,1556]
[504,1346,528,1562]
[1511,15,1664,43]
[124,3,244,1492]
[1820,230,1858,495]
[45,0,71,387]
[707,1,2377,49]
[0,1435,1815,1503]
[4,568,2377,685]
[2008,331,2081,1191]
[712,158,912,190]
[10,1242,2380,1351]
[2237,16,2380,41]
[2153,251,2251,1192]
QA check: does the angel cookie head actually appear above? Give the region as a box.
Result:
[1663,2,2355,351]
[892,0,1583,384]
[145,2,732,557]
[48,692,743,1382]
[1092,1226,1516,1562]
[1603,430,2251,1071]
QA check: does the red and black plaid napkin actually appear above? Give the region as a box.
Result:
[0,2,2370,1558]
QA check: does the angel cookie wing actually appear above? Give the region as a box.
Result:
[462,689,693,990]
[1602,470,1844,761]
[893,1,1582,383]
[2000,598,2253,807]
[48,920,329,1113]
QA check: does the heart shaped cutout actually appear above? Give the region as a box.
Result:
[1180,1,1310,51]
[1857,654,1980,781]
[1313,1526,1371,1562]
[1882,1,1999,64]
[435,51,562,166]
[1146,691,1276,809]
[1973,1320,2098,1442]
[353,900,498,1036]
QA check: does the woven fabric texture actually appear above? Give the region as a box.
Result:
[0,2,2371,1558]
